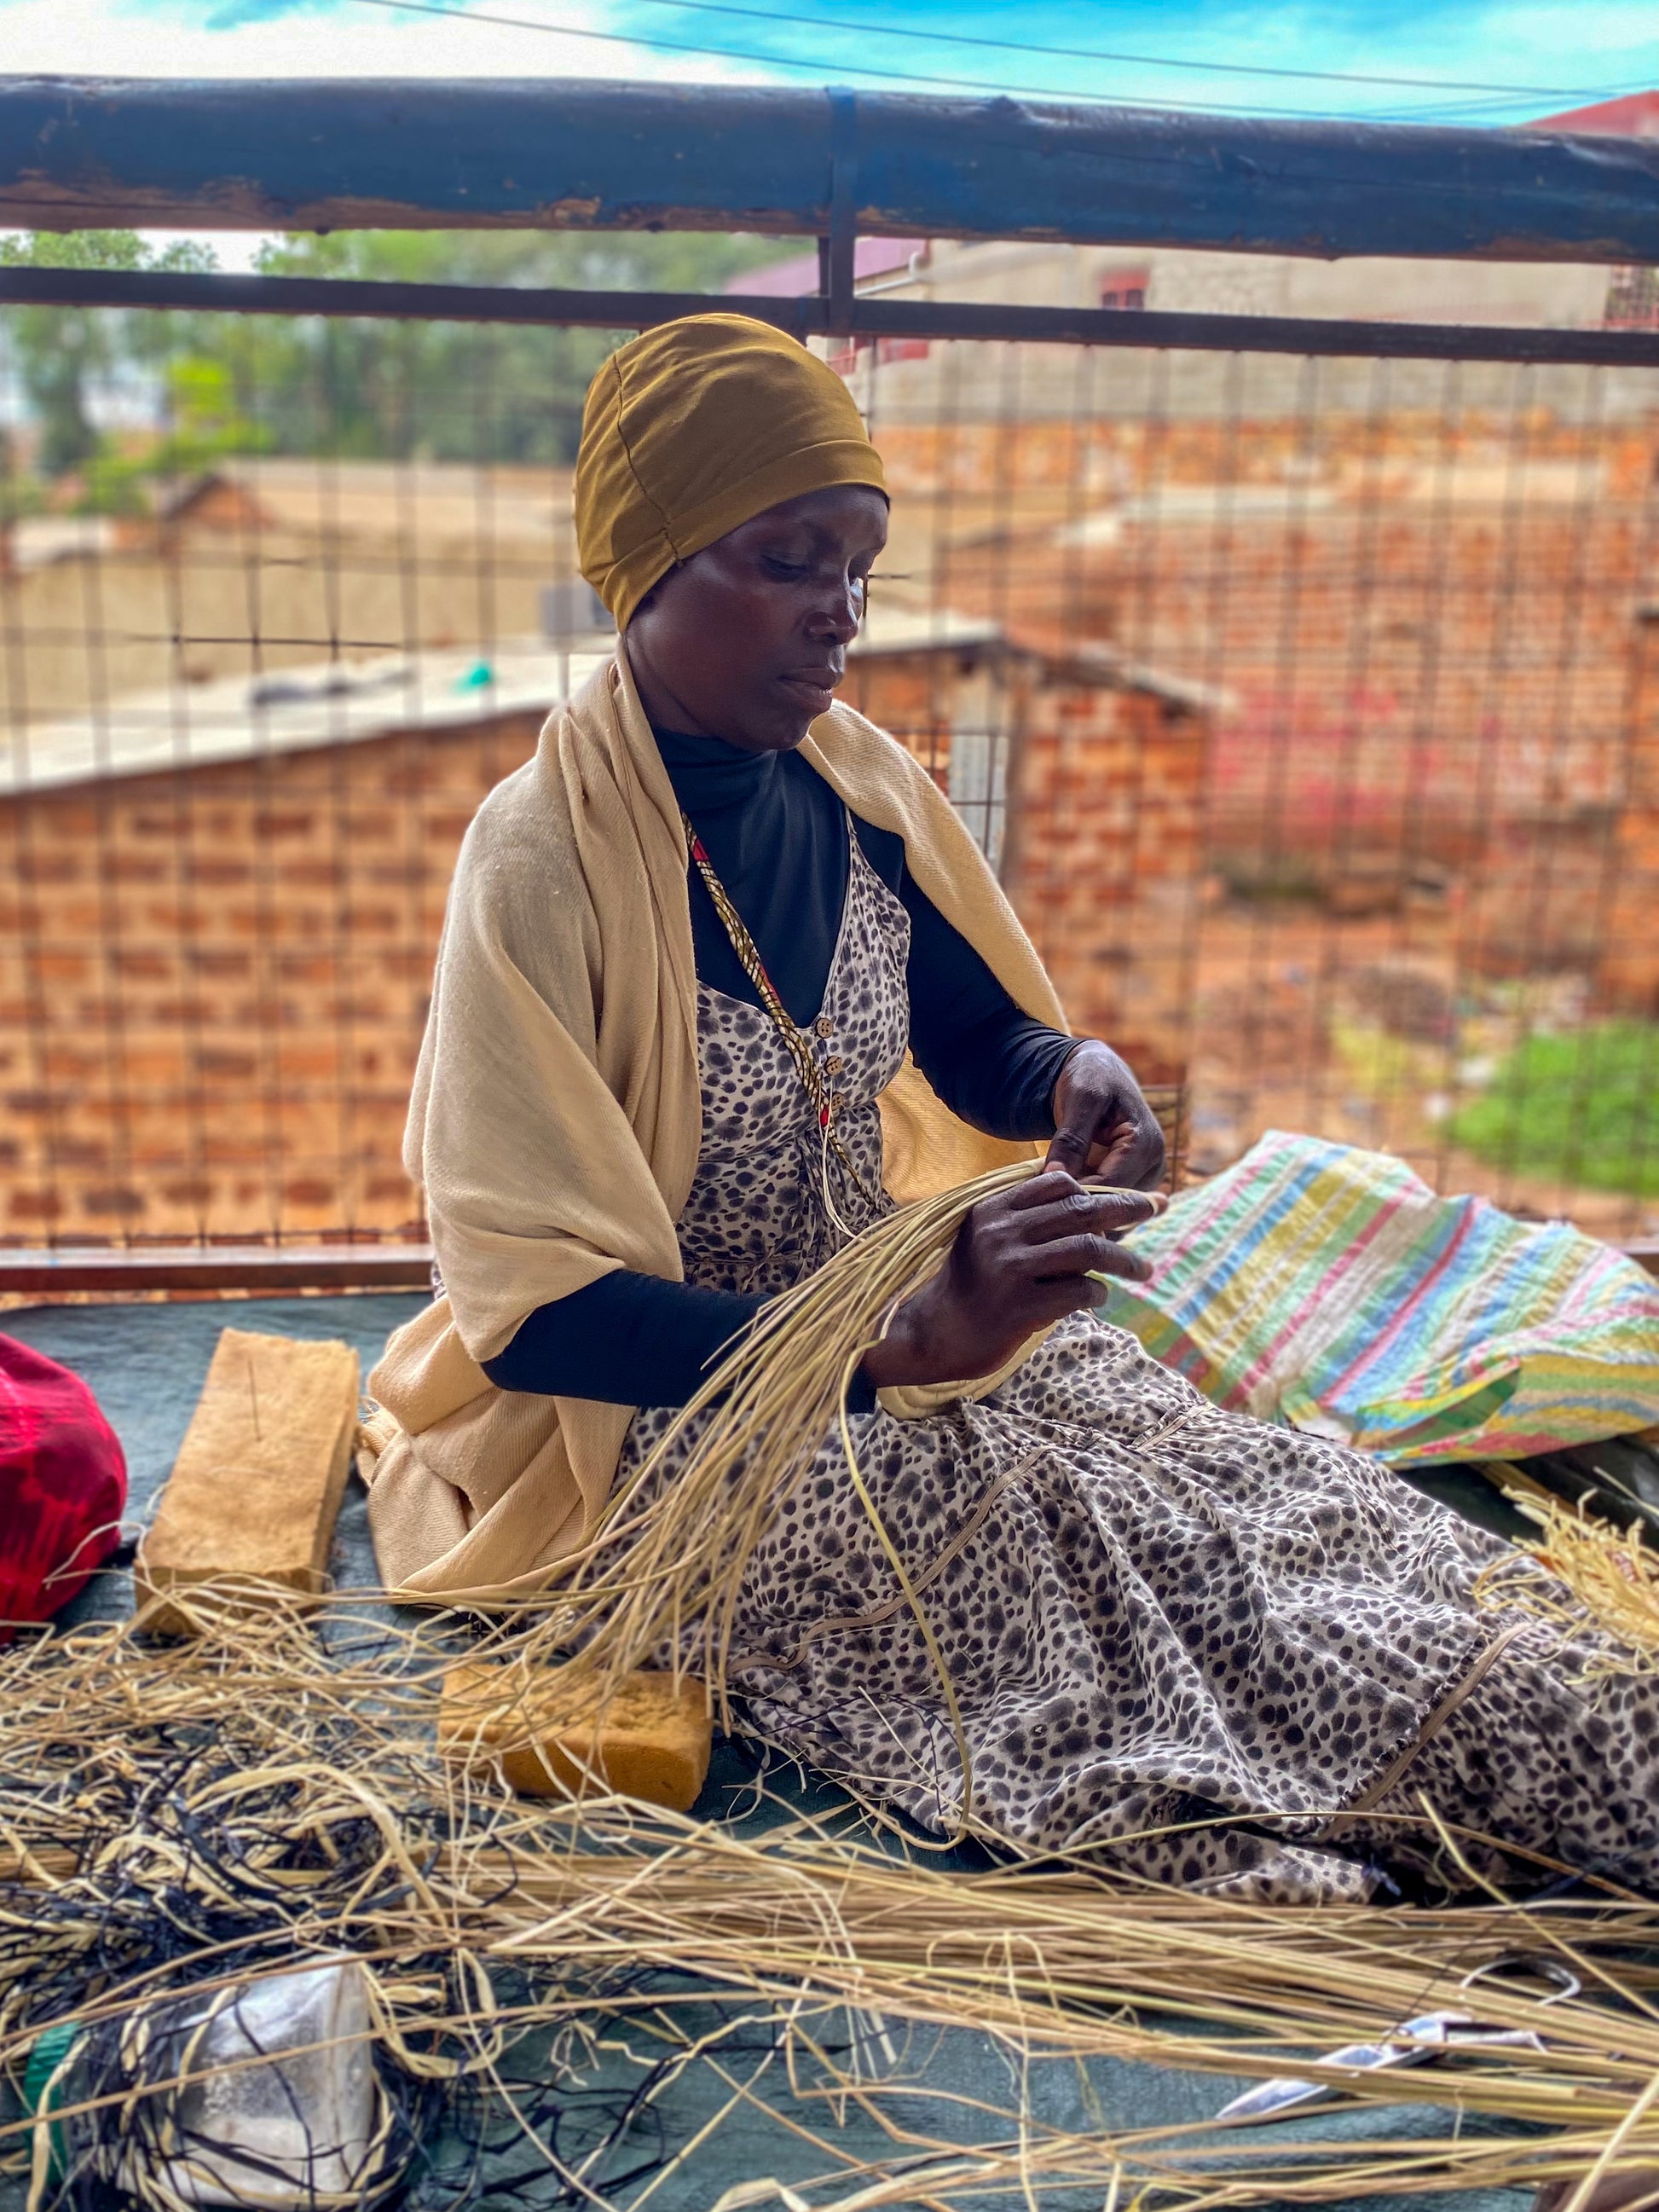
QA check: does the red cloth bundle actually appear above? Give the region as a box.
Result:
[0,1335,127,1629]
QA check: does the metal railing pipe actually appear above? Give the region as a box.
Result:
[4,267,1659,368]
[3,75,1658,262]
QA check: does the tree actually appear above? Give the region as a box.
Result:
[0,230,218,486]
[2,226,794,482]
[234,229,789,464]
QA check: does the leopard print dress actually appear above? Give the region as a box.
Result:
[614,837,1659,1901]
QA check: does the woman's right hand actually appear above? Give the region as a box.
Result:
[860,1170,1159,1394]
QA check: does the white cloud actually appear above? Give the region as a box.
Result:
[0,0,767,83]
[0,0,1649,136]
[0,0,777,262]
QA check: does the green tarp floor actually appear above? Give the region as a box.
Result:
[0,1296,1537,2212]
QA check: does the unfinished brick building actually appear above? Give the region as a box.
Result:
[9,378,1659,1247]
[899,411,1659,975]
[0,624,1208,1244]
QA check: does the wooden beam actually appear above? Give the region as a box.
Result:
[3,77,1658,263]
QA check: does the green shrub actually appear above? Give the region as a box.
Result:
[1448,1020,1659,1195]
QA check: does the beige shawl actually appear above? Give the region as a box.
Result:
[367,648,1066,1601]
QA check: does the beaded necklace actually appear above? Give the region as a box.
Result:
[681,810,882,1220]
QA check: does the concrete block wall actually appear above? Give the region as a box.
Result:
[0,520,563,723]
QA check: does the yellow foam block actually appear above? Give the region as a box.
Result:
[439,1663,712,1811]
[136,1326,360,1636]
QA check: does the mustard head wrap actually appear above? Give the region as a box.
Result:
[575,313,888,631]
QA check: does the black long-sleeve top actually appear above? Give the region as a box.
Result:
[483,727,1078,1409]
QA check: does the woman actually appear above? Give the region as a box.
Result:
[367,314,1659,1921]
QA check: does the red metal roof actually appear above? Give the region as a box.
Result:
[1529,90,1659,136]
[730,238,925,298]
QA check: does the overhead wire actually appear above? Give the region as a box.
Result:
[603,0,1648,102]
[350,0,1638,124]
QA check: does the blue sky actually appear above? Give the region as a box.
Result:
[3,0,1655,130]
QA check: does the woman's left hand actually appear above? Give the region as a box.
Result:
[1046,1040,1167,1191]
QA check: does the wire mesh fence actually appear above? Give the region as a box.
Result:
[3,298,1658,1264]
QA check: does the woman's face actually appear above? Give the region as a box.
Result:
[624,484,889,754]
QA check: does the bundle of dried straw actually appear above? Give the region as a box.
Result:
[6,1597,1659,2209]
[536,1162,1055,1796]
[1478,1489,1659,1672]
[531,1155,1142,1831]
[16,1175,1659,2204]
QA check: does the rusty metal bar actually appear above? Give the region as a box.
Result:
[3,1239,1651,1297]
[0,1246,434,1294]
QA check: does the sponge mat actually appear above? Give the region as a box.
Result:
[439,1664,713,1811]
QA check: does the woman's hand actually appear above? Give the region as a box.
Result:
[1047,1040,1167,1192]
[862,1171,1159,1393]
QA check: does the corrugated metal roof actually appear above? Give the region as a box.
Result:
[0,644,606,798]
[2,611,1207,797]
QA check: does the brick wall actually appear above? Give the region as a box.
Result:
[843,651,1208,1078]
[1003,688,1208,1086]
[877,414,1659,504]
[1593,614,1659,1012]
[922,413,1659,994]
[0,709,540,1244]
[1,651,1205,1244]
